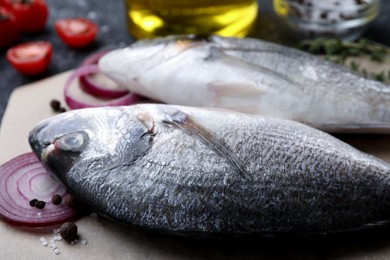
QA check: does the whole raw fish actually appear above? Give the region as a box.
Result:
[29,104,390,236]
[98,35,390,133]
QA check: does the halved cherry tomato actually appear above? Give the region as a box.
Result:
[0,7,19,48]
[55,18,98,48]
[2,0,49,33]
[6,41,53,76]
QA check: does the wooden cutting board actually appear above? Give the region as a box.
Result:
[1,65,390,259]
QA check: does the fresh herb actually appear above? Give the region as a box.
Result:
[298,37,390,83]
[349,60,360,72]
[298,37,389,63]
[373,71,385,82]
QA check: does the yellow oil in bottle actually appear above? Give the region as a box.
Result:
[273,0,289,16]
[124,0,258,39]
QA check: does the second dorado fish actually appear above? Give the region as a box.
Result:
[98,35,390,133]
[29,104,390,236]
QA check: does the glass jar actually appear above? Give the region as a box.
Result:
[273,0,381,41]
[124,0,259,39]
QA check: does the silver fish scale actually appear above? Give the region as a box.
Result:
[213,36,389,98]
[29,104,390,235]
[99,36,390,132]
[212,36,390,124]
[93,108,390,234]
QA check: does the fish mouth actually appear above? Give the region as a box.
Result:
[28,122,52,162]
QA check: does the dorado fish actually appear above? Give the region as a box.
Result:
[29,104,390,236]
[98,35,390,133]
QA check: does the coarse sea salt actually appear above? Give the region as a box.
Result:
[38,225,88,255]
[39,237,48,246]
[53,235,62,241]
[49,242,57,250]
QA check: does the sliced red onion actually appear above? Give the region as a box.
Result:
[79,50,130,99]
[0,153,78,228]
[65,65,140,110]
[79,67,130,98]
[80,49,110,66]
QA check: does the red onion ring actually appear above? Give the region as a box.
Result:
[79,67,130,99]
[80,50,109,66]
[0,153,78,228]
[79,50,130,98]
[64,65,140,110]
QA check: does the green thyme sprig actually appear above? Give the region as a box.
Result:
[348,60,390,83]
[298,38,388,63]
[298,38,390,83]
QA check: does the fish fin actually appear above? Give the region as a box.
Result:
[208,82,267,97]
[207,82,267,113]
[135,112,156,135]
[162,110,252,182]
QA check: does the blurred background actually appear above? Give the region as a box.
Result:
[0,0,389,124]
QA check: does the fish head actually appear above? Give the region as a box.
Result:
[98,35,215,96]
[28,106,154,191]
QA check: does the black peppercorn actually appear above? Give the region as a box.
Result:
[60,222,78,242]
[35,200,46,209]
[50,99,61,112]
[64,195,76,208]
[51,194,62,205]
[29,198,38,207]
[50,99,67,113]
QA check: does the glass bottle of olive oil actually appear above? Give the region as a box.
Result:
[124,0,258,39]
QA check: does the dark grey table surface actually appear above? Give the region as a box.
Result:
[0,0,389,127]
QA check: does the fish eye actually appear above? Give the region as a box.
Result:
[55,131,89,152]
